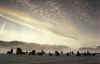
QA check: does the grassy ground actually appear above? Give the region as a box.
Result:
[0,55,99,64]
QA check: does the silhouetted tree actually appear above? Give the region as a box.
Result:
[7,48,96,56]
[83,52,87,56]
[29,50,36,55]
[66,53,70,56]
[48,52,53,56]
[16,48,24,55]
[71,51,74,55]
[55,51,60,56]
[92,53,96,56]
[76,51,81,56]
[61,51,63,55]
[7,48,13,55]
[37,50,45,56]
[25,51,28,55]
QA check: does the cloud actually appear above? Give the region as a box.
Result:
[0,0,98,48]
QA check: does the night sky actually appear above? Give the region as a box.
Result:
[0,0,99,48]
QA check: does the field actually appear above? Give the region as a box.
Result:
[0,55,100,64]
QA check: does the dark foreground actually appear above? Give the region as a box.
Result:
[0,55,100,64]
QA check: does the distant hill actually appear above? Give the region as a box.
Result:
[96,46,100,49]
[0,41,24,47]
[0,41,70,51]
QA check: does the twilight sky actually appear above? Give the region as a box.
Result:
[0,0,99,48]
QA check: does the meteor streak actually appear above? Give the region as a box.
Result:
[0,8,80,40]
[0,22,6,33]
[0,8,82,48]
